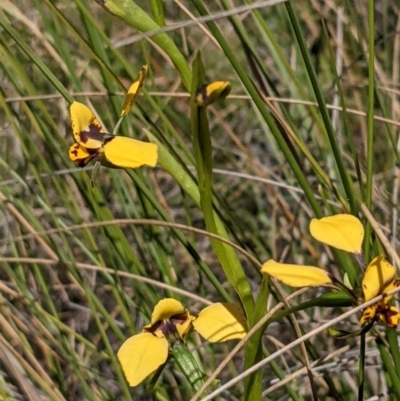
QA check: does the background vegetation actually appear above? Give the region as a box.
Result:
[0,0,399,400]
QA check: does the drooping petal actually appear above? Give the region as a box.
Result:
[261,260,333,287]
[380,306,400,328]
[362,255,396,301]
[195,81,231,106]
[117,333,168,387]
[70,102,106,149]
[359,305,377,326]
[120,65,148,117]
[309,214,364,253]
[68,143,98,167]
[193,302,247,342]
[102,136,158,169]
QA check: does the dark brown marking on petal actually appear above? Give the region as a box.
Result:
[76,153,98,167]
[379,306,399,328]
[170,313,190,326]
[79,123,106,144]
[143,313,189,337]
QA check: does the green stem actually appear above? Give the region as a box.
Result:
[190,53,254,317]
[190,0,322,219]
[285,3,356,214]
[364,0,375,259]
[170,342,205,393]
[97,0,191,90]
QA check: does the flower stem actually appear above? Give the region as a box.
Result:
[170,342,206,394]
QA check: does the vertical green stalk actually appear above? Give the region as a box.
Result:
[190,53,254,317]
[387,328,400,376]
[376,338,400,399]
[149,0,165,26]
[364,0,375,258]
[189,0,322,219]
[284,3,356,214]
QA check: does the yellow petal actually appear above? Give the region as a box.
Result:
[195,81,231,107]
[381,280,400,303]
[150,299,187,325]
[193,303,247,342]
[120,65,148,117]
[309,214,364,253]
[143,299,194,339]
[103,136,158,169]
[360,305,377,326]
[68,143,98,167]
[261,260,333,287]
[117,333,168,387]
[70,102,106,149]
[362,255,396,301]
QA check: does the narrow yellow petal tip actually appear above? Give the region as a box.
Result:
[120,65,148,117]
[103,136,158,169]
[309,214,364,253]
[261,260,333,287]
[193,303,247,342]
[195,81,231,106]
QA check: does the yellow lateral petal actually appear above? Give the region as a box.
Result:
[362,255,396,301]
[70,102,106,149]
[262,260,333,287]
[195,81,231,107]
[120,65,148,117]
[359,305,377,326]
[193,303,247,342]
[103,136,158,169]
[150,299,186,325]
[68,143,97,167]
[309,214,364,253]
[381,280,400,303]
[380,306,400,328]
[117,333,168,387]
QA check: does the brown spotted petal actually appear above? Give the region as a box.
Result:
[68,143,99,167]
[70,101,107,149]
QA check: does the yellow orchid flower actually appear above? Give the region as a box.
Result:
[117,298,247,387]
[360,256,400,328]
[68,65,157,170]
[68,102,158,169]
[195,81,231,107]
[262,214,400,329]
